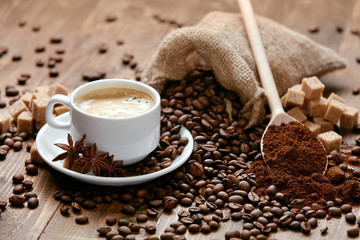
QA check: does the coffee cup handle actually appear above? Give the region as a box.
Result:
[45,94,71,129]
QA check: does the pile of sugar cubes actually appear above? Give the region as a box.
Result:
[281,76,359,153]
[0,83,69,163]
[0,83,69,136]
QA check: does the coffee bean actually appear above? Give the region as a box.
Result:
[345,212,357,224]
[144,224,156,234]
[352,146,360,156]
[17,76,28,85]
[134,213,148,222]
[18,21,26,27]
[48,59,56,68]
[50,37,62,44]
[56,48,65,54]
[35,46,45,53]
[5,87,19,97]
[12,173,24,184]
[71,201,82,213]
[0,200,7,211]
[352,87,360,95]
[188,223,200,233]
[60,205,70,216]
[99,43,108,54]
[347,228,359,237]
[163,196,178,210]
[25,164,38,175]
[307,217,318,228]
[300,221,311,234]
[82,199,96,209]
[160,232,174,240]
[106,14,117,22]
[54,190,66,200]
[27,197,39,209]
[118,226,131,236]
[308,26,319,33]
[12,54,22,61]
[329,207,342,217]
[208,220,219,230]
[36,59,45,67]
[13,184,25,194]
[320,226,328,235]
[24,192,37,200]
[60,195,72,204]
[122,205,136,215]
[97,227,112,236]
[32,26,41,32]
[105,231,118,240]
[13,141,22,151]
[49,69,59,77]
[128,223,141,232]
[75,215,89,224]
[49,55,63,63]
[9,195,26,206]
[147,208,159,218]
[118,219,129,226]
[175,224,187,235]
[341,204,353,213]
[225,230,241,239]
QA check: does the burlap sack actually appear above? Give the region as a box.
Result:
[141,11,346,127]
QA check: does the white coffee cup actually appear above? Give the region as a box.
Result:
[45,79,161,165]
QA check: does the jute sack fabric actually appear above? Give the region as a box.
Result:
[141,11,346,127]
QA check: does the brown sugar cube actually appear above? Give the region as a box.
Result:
[35,120,46,131]
[313,117,333,133]
[287,107,307,123]
[280,93,287,108]
[21,92,33,108]
[324,100,345,124]
[30,92,50,110]
[301,76,325,100]
[340,106,359,130]
[0,112,11,134]
[30,144,44,164]
[54,105,69,116]
[34,85,50,95]
[63,156,82,173]
[307,97,328,117]
[32,98,48,122]
[8,100,29,121]
[304,120,321,135]
[318,131,342,153]
[49,83,69,96]
[17,111,34,134]
[289,84,302,91]
[284,88,305,109]
[327,92,345,104]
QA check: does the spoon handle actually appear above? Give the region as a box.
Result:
[238,0,284,117]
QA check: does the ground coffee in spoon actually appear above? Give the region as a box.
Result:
[263,121,327,176]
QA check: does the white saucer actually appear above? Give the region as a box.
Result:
[36,112,194,186]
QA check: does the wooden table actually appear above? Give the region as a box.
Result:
[0,0,359,239]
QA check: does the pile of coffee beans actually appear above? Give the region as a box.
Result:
[8,173,38,209]
[0,131,29,159]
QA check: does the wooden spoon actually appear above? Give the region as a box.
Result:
[237,0,327,174]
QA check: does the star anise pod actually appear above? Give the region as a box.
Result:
[75,143,108,175]
[53,134,86,169]
[102,155,125,177]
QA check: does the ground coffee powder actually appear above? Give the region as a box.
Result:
[263,121,327,176]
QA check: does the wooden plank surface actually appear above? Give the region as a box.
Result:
[0,0,359,239]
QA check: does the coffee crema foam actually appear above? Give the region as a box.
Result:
[74,88,154,118]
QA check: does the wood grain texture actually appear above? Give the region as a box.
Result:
[0,0,359,239]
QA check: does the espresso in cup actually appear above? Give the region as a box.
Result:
[74,88,154,118]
